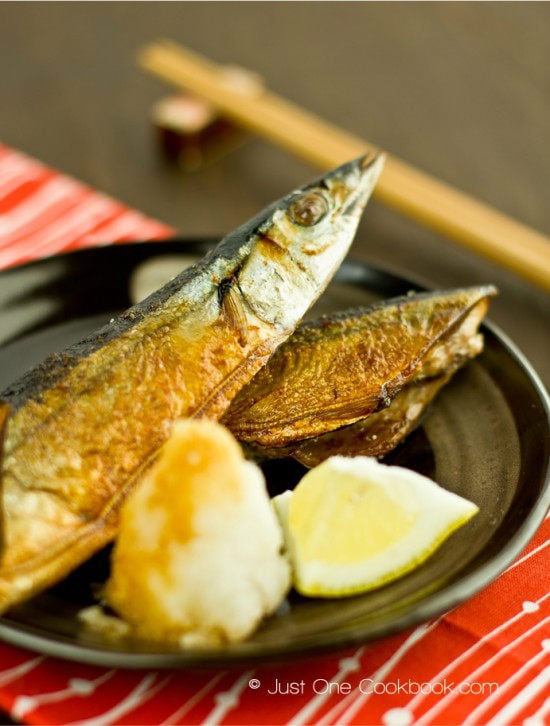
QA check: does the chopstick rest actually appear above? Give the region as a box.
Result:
[152,66,264,171]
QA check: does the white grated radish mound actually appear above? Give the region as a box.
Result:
[105,419,290,646]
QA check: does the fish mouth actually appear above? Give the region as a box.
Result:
[338,151,384,177]
[338,152,386,217]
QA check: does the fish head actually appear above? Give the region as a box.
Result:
[236,153,385,330]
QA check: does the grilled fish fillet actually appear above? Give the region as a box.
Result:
[0,154,384,613]
[223,286,496,465]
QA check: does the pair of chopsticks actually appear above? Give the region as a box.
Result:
[138,40,550,293]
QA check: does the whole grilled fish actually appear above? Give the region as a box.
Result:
[0,154,384,613]
[223,286,496,465]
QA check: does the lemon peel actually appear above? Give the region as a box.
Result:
[273,456,478,598]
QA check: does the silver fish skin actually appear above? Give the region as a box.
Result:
[0,153,384,613]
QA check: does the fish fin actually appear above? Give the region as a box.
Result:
[220,280,249,347]
[311,395,386,422]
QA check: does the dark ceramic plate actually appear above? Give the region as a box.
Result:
[0,240,548,669]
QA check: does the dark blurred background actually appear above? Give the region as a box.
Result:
[1,1,549,383]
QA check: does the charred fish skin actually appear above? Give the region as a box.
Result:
[223,285,496,459]
[0,154,384,614]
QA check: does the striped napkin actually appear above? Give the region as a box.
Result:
[0,144,171,268]
[0,143,548,726]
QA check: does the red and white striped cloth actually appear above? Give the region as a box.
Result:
[0,144,172,268]
[0,143,548,725]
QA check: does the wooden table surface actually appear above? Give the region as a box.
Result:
[1,1,549,390]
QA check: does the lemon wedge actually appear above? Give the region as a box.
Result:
[273,456,478,597]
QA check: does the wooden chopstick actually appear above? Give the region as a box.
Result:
[138,39,550,293]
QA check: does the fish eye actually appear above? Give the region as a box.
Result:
[288,192,329,227]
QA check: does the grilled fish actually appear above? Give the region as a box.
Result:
[0,153,384,613]
[223,286,496,465]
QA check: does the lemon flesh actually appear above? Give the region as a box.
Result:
[273,456,479,597]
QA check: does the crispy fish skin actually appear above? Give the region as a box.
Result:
[0,154,384,613]
[223,286,496,462]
